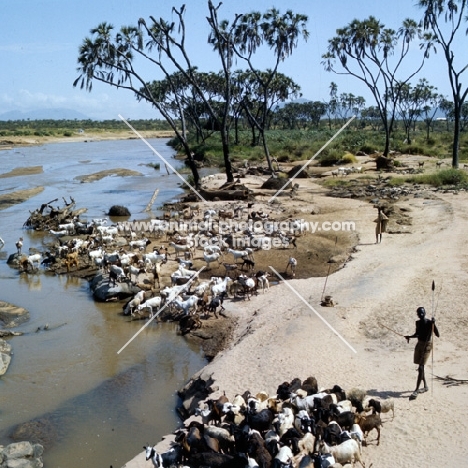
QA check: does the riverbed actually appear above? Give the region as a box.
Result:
[0,138,208,467]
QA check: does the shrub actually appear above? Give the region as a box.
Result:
[319,148,343,166]
[341,152,358,164]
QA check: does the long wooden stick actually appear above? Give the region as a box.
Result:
[378,321,405,337]
[431,280,436,395]
[321,236,338,302]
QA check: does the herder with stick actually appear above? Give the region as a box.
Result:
[374,206,389,244]
[405,306,439,400]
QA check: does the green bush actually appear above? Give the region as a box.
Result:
[319,148,343,166]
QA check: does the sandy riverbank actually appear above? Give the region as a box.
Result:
[124,167,468,467]
[0,130,175,151]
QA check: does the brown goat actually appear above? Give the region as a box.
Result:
[355,411,382,445]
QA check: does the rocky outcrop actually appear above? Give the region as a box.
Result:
[0,339,12,376]
[0,301,30,328]
[0,441,44,468]
[89,272,142,302]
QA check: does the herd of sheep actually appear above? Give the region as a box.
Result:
[144,376,394,468]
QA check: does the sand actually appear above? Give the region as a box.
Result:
[124,170,468,467]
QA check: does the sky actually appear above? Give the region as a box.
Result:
[0,0,464,120]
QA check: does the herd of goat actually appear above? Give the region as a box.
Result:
[7,206,300,326]
[144,376,394,468]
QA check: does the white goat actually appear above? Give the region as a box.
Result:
[211,276,233,297]
[227,248,249,263]
[88,247,103,260]
[25,253,42,270]
[204,251,220,269]
[136,296,162,317]
[172,295,199,315]
[256,272,270,293]
[144,251,167,265]
[169,241,193,258]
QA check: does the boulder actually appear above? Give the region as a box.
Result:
[0,301,30,328]
[0,339,12,376]
[89,272,141,302]
[0,441,44,468]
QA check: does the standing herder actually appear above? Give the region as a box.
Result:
[405,306,440,400]
[374,207,389,244]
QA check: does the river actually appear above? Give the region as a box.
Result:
[0,138,208,467]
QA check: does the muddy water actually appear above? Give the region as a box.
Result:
[0,139,208,467]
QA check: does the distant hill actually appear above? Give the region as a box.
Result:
[0,108,90,121]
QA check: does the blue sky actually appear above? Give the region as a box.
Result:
[0,0,462,120]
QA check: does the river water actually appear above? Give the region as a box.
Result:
[0,138,208,467]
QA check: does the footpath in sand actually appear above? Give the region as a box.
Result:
[125,177,468,467]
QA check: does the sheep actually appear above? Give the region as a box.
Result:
[135,296,162,318]
[418,161,425,168]
[294,410,315,436]
[317,438,364,467]
[144,444,183,468]
[274,407,295,437]
[188,452,247,468]
[285,257,297,277]
[204,251,221,269]
[436,160,444,168]
[189,420,235,454]
[272,445,294,468]
[247,431,273,468]
[206,392,230,426]
[366,397,394,420]
[227,248,249,263]
[354,411,382,446]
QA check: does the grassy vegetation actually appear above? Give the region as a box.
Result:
[0,118,173,138]
[389,168,468,188]
[3,118,468,190]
